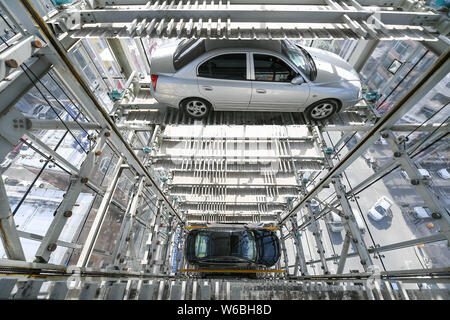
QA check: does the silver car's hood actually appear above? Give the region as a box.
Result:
[303,47,361,83]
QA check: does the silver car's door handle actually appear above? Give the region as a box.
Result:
[256,89,266,94]
[202,86,213,91]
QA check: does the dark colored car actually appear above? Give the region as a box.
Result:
[184,228,280,268]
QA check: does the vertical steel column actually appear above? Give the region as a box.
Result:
[277,213,288,274]
[347,40,380,72]
[289,215,308,276]
[300,179,329,274]
[313,125,373,272]
[383,130,450,242]
[336,232,351,274]
[332,178,373,271]
[0,177,26,261]
[34,129,107,263]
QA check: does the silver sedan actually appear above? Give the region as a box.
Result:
[149,39,362,120]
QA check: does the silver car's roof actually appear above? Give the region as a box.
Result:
[203,39,283,53]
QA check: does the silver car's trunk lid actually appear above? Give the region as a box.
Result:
[149,42,177,74]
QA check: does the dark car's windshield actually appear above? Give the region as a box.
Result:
[253,229,279,266]
[375,205,386,215]
[281,40,317,81]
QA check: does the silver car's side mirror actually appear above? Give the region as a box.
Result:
[291,76,304,85]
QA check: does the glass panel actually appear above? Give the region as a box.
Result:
[198,54,247,80]
[2,140,46,212]
[13,164,71,237]
[113,169,135,208]
[89,203,125,268]
[124,38,147,77]
[254,54,297,82]
[65,193,104,266]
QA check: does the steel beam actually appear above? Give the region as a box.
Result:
[0,57,51,115]
[337,232,351,274]
[300,180,329,274]
[69,7,440,26]
[306,232,449,265]
[290,215,308,276]
[0,177,26,261]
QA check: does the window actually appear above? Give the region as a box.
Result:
[198,54,247,80]
[253,54,297,82]
[194,232,209,258]
[173,39,205,70]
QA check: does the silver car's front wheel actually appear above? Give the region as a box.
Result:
[306,100,338,121]
[182,98,211,119]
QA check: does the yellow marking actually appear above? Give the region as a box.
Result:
[179,269,284,273]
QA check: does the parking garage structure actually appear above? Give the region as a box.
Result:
[0,0,448,300]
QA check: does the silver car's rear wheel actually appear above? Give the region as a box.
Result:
[182,98,211,119]
[306,99,338,121]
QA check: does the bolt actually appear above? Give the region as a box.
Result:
[47,243,57,252]
[95,151,102,156]
[32,40,43,48]
[105,132,111,137]
[381,132,389,138]
[63,210,72,218]
[411,179,420,185]
[393,151,402,158]
[81,177,89,183]
[5,59,18,68]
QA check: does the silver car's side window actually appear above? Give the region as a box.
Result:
[197,53,247,81]
[253,54,299,83]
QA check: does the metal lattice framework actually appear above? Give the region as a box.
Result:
[0,0,448,300]
[47,0,450,40]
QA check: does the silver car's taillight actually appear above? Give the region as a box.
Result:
[151,74,158,91]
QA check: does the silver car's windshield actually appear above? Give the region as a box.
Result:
[282,40,317,81]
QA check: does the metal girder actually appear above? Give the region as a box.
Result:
[279,48,450,226]
[68,6,440,26]
[0,177,26,261]
[307,232,450,265]
[84,0,409,7]
[50,0,447,40]
[336,232,351,274]
[289,215,308,276]
[0,35,46,82]
[0,57,52,115]
[300,179,329,274]
[332,177,373,271]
